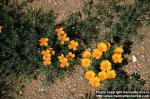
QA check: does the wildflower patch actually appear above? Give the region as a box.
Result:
[81,42,125,88]
[39,27,79,69]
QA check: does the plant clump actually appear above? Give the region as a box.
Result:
[81,42,125,88]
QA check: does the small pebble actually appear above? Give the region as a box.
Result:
[19,91,22,95]
[132,55,137,63]
[53,1,58,6]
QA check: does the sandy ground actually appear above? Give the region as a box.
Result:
[20,66,98,99]
[25,0,84,23]
[128,25,150,90]
[15,0,150,99]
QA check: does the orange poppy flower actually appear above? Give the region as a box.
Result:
[92,49,102,59]
[68,40,78,51]
[55,27,64,35]
[39,38,48,46]
[100,60,112,71]
[58,54,65,61]
[41,49,50,56]
[98,71,107,81]
[85,70,95,81]
[57,30,65,37]
[81,58,91,67]
[97,42,107,52]
[89,76,101,87]
[66,52,75,60]
[107,70,116,79]
[112,54,123,63]
[82,50,91,58]
[58,34,69,44]
[59,57,69,68]
[114,47,124,54]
